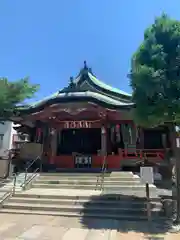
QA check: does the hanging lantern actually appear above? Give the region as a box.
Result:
[116,124,120,130]
[101,126,106,134]
[50,128,55,135]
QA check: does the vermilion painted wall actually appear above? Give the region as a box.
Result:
[49,149,165,169]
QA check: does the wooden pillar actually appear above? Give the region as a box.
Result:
[51,129,57,157]
[168,123,176,155]
[35,127,42,143]
[49,127,54,165]
[106,125,110,155]
[101,126,107,156]
[101,125,107,169]
[57,129,61,153]
[139,128,144,149]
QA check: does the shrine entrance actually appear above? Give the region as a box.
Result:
[57,128,101,155]
[57,128,101,169]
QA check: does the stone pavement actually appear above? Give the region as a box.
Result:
[0,214,117,239]
[0,213,180,239]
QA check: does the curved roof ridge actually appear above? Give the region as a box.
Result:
[29,91,59,107]
[88,72,132,97]
[58,90,133,106]
[19,90,134,111]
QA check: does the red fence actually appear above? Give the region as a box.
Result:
[49,149,166,169]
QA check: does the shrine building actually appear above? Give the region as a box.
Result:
[11,62,171,171]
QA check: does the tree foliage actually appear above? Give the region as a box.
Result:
[0,77,39,119]
[129,14,180,127]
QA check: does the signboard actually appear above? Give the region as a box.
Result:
[64,121,92,129]
[75,156,92,165]
[140,167,154,184]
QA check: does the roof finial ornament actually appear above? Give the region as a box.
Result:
[84,60,88,69]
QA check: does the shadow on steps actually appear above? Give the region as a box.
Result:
[80,193,170,234]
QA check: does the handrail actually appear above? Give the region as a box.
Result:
[21,156,42,189]
[0,173,17,206]
[21,168,39,190]
[96,155,107,191]
[134,154,162,167]
[100,156,106,191]
[24,156,41,186]
[26,156,40,172]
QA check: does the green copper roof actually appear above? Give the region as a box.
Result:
[18,62,133,111]
[87,72,131,97]
[29,91,59,108]
[57,91,132,106]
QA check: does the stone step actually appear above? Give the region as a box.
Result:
[39,173,106,178]
[40,172,133,176]
[0,208,166,221]
[35,180,141,186]
[31,183,156,191]
[38,177,138,182]
[13,192,161,202]
[0,187,21,193]
[39,173,136,177]
[13,189,101,198]
[39,172,135,179]
[103,190,159,198]
[0,179,11,185]
[2,202,162,216]
[7,197,162,210]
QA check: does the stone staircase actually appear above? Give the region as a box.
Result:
[0,172,166,221]
[31,172,157,193]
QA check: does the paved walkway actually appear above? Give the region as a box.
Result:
[0,213,180,239]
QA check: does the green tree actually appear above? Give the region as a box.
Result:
[130,13,180,127]
[129,13,180,227]
[0,77,39,120]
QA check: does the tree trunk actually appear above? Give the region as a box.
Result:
[169,123,180,223]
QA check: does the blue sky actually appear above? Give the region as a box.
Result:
[0,1,180,102]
